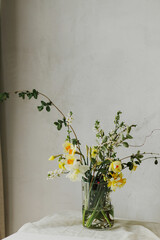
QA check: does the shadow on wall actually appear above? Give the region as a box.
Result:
[0,0,19,236]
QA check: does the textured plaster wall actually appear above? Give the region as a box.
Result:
[1,0,160,235]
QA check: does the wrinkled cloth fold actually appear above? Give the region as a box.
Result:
[3,211,160,240]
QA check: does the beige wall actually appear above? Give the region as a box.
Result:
[1,0,160,235]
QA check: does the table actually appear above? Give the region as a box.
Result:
[3,211,160,240]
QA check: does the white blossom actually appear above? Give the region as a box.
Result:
[47,169,63,179]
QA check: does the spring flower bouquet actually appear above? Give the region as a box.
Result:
[0,89,159,229]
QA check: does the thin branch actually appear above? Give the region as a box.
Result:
[38,92,81,153]
[120,152,160,161]
[38,92,66,118]
[129,129,160,147]
[12,90,83,160]
[142,156,160,161]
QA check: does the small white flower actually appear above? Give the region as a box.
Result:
[66,112,74,126]
[47,169,63,179]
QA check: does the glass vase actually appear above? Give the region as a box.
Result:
[82,180,114,229]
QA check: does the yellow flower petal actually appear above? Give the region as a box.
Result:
[132,163,137,171]
[108,172,126,191]
[59,162,66,170]
[109,161,122,173]
[63,141,76,155]
[91,147,98,158]
[66,155,76,165]
[49,155,55,161]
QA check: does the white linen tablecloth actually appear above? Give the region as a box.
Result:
[3,211,160,240]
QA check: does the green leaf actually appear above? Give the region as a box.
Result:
[126,134,133,139]
[19,92,25,99]
[72,138,80,145]
[32,89,38,99]
[54,122,58,126]
[58,120,63,124]
[96,133,100,138]
[102,136,108,143]
[119,122,124,127]
[37,106,44,111]
[46,106,50,112]
[99,151,104,160]
[127,126,131,134]
[27,93,33,99]
[57,123,62,130]
[154,159,158,165]
[101,146,107,151]
[91,158,96,165]
[103,160,111,165]
[123,142,129,148]
[122,134,125,141]
[127,162,133,170]
[41,101,47,106]
[135,161,140,165]
[63,118,67,126]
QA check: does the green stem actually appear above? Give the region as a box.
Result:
[82,208,86,225]
[85,189,103,228]
[85,208,98,228]
[101,210,111,228]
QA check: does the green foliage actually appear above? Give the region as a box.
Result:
[37,100,51,112]
[99,151,104,161]
[54,119,64,130]
[114,111,122,125]
[0,92,9,102]
[0,90,159,184]
[94,120,104,139]
[127,162,133,170]
[92,111,138,172]
[123,142,129,148]
[130,151,143,163]
[37,106,44,111]
[15,89,39,100]
[72,138,80,146]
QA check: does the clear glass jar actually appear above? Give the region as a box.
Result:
[82,180,114,229]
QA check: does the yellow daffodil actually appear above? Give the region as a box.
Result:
[63,141,76,155]
[49,155,55,161]
[108,178,117,191]
[91,147,98,158]
[109,161,122,173]
[66,162,89,182]
[108,172,126,191]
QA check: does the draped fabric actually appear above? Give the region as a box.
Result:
[0,139,5,239]
[3,212,160,240]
